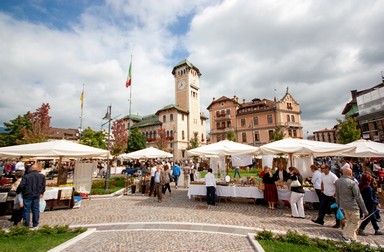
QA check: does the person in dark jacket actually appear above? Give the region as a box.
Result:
[273,164,288,182]
[16,163,45,229]
[358,173,383,236]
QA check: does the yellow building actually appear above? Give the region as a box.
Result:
[207,88,303,145]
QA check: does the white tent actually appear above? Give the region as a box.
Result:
[342,139,384,157]
[119,147,173,159]
[0,140,109,158]
[259,138,356,158]
[187,140,259,156]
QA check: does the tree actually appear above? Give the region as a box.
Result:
[21,103,51,143]
[110,119,128,156]
[127,128,146,152]
[226,131,237,142]
[188,132,200,149]
[79,127,107,149]
[1,113,32,146]
[270,127,285,142]
[336,116,361,144]
[155,128,169,151]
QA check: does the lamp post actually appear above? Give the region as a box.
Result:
[102,105,112,192]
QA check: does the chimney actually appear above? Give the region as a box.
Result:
[351,90,357,100]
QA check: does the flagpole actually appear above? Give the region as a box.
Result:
[128,55,132,138]
[80,83,85,133]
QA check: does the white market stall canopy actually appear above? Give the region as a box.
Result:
[259,138,356,157]
[119,147,173,159]
[342,139,384,157]
[187,140,259,157]
[0,140,109,158]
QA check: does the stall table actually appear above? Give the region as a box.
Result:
[188,184,319,203]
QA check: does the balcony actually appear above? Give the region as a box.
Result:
[214,114,231,121]
[284,122,302,127]
[211,127,235,134]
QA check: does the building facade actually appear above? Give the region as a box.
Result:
[313,128,338,143]
[207,88,303,145]
[123,59,207,161]
[342,81,384,142]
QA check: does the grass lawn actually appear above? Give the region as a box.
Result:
[0,233,79,252]
[200,168,260,178]
[258,240,338,252]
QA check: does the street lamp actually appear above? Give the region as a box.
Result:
[102,105,112,192]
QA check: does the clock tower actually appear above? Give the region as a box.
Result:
[172,59,206,149]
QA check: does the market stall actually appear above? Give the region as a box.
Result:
[187,183,318,203]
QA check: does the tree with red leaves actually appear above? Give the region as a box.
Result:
[110,119,128,156]
[21,103,51,143]
[155,128,169,151]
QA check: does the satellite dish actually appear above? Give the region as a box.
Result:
[225,175,230,183]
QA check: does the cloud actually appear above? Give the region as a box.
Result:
[0,0,383,138]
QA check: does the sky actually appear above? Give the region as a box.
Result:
[1,0,383,138]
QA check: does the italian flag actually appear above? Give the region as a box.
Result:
[125,61,132,88]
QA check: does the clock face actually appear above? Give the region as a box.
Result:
[178,80,185,90]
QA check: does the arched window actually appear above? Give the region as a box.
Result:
[170,114,174,121]
[286,115,290,122]
[163,115,166,122]
[170,130,173,136]
[291,115,295,122]
[201,133,204,142]
[182,130,185,140]
[149,131,153,138]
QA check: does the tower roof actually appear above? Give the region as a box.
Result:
[172,59,201,76]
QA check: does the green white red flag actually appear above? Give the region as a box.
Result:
[125,61,132,88]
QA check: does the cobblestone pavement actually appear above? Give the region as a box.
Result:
[1,182,383,251]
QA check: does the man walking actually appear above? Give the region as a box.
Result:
[205,168,216,206]
[17,163,45,229]
[172,162,181,189]
[312,164,340,228]
[335,167,368,242]
[182,162,190,188]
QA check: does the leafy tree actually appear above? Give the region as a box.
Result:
[188,132,200,149]
[155,128,169,151]
[79,127,107,149]
[1,113,31,146]
[270,126,285,142]
[21,103,51,143]
[336,116,361,144]
[226,131,237,142]
[110,119,128,156]
[127,127,146,152]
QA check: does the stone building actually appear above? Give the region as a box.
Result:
[207,87,303,145]
[313,128,338,143]
[123,59,207,161]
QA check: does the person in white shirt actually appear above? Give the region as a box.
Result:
[312,164,340,228]
[310,164,322,209]
[205,168,216,206]
[148,164,158,197]
[15,160,25,171]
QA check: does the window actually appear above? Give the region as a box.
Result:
[268,130,274,140]
[170,114,174,121]
[267,115,273,124]
[201,119,203,126]
[255,131,260,141]
[287,102,292,109]
[163,115,166,122]
[216,122,220,129]
[227,121,231,127]
[182,114,184,121]
[150,131,153,138]
[166,131,169,137]
[201,133,204,142]
[242,132,247,142]
[286,115,290,122]
[154,131,157,139]
[221,122,225,128]
[217,134,221,141]
[253,117,258,125]
[170,130,173,136]
[241,118,246,127]
[288,129,292,137]
[182,130,185,140]
[226,109,230,115]
[291,115,295,122]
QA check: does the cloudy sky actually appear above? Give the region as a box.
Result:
[1,0,383,137]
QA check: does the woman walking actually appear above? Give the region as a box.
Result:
[288,167,305,218]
